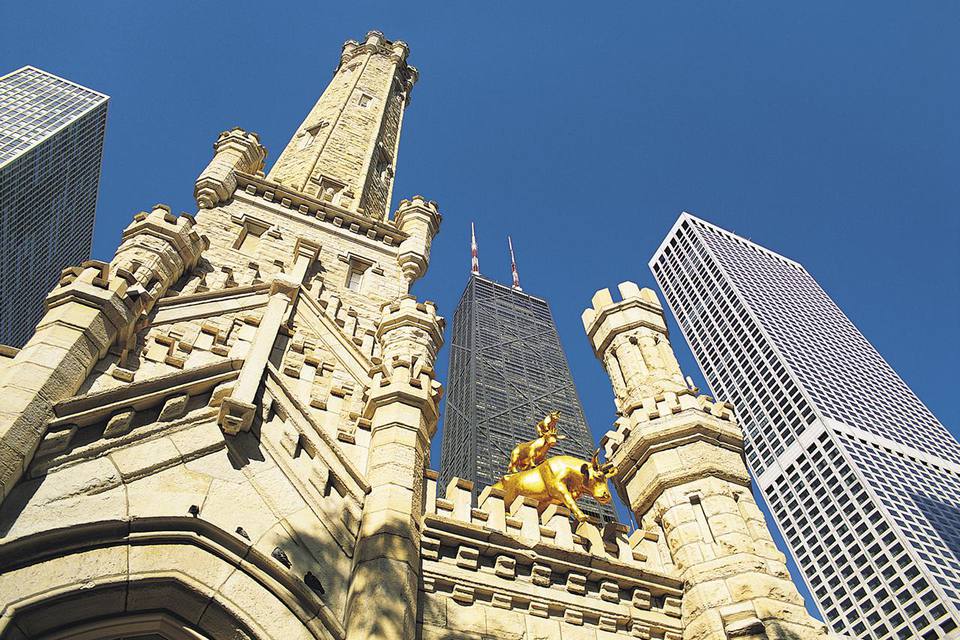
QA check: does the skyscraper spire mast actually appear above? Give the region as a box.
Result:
[508,235,522,291]
[470,222,480,275]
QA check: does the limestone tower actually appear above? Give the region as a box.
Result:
[582,282,832,639]
[0,31,443,640]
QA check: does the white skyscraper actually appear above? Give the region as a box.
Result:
[0,66,108,346]
[650,213,960,640]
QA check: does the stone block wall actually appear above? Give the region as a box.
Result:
[0,359,364,639]
[418,472,686,639]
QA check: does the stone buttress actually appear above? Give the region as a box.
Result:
[582,282,831,640]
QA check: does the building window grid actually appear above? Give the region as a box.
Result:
[652,216,960,638]
[657,229,811,473]
[0,67,108,346]
[690,219,957,461]
[768,435,948,638]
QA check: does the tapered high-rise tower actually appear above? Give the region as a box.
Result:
[651,213,960,639]
[440,237,617,524]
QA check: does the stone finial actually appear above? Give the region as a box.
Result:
[393,196,442,286]
[194,127,267,209]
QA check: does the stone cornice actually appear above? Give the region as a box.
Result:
[363,381,441,432]
[50,358,243,427]
[234,172,408,247]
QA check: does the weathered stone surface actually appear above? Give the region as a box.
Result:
[126,463,212,519]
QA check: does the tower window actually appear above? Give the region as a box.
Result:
[358,93,373,108]
[343,254,374,293]
[315,176,346,204]
[346,264,365,292]
[233,216,270,254]
[346,267,363,292]
[296,122,327,150]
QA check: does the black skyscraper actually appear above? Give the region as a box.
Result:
[439,273,616,524]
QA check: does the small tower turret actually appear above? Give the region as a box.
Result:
[581,281,686,414]
[393,195,441,285]
[583,282,829,640]
[193,128,266,209]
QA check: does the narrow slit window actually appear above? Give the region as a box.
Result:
[346,264,365,292]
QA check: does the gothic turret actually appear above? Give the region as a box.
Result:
[584,282,830,640]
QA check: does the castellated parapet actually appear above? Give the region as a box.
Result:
[419,472,686,639]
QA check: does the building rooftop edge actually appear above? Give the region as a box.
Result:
[649,211,807,272]
[467,272,551,305]
[0,65,110,101]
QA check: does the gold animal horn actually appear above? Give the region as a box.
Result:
[590,449,600,468]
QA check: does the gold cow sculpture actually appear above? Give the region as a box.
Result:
[507,411,565,473]
[492,450,618,523]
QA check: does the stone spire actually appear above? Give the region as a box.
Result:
[583,282,830,640]
[267,30,418,222]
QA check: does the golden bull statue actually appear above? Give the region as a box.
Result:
[493,413,617,522]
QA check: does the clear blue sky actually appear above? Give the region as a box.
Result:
[4,1,958,621]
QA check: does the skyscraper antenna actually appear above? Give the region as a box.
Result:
[470,222,480,275]
[508,236,522,291]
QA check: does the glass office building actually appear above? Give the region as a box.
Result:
[440,273,617,524]
[0,66,108,347]
[650,212,960,640]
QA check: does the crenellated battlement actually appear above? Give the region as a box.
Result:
[339,30,418,93]
[425,473,665,568]
[600,388,737,459]
[420,471,685,639]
